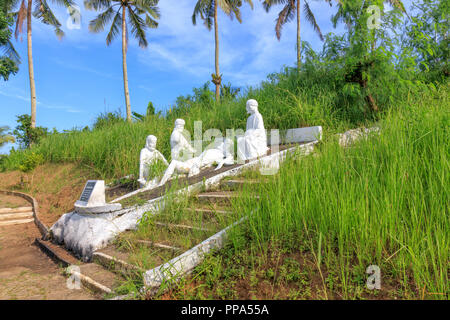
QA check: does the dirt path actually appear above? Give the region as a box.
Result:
[0,196,95,300]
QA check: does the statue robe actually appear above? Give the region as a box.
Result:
[237,112,268,161]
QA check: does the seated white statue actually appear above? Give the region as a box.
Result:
[159,138,234,186]
[138,135,169,188]
[237,99,269,161]
[170,118,196,161]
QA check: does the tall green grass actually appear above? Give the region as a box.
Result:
[2,66,422,178]
[228,85,449,298]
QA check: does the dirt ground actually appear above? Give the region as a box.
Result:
[0,195,94,299]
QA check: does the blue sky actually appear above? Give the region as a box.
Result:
[1,0,411,153]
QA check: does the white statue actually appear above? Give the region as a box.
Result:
[138,135,169,188]
[170,119,196,161]
[237,99,269,161]
[159,138,234,186]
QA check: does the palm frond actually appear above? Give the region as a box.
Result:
[217,0,231,15]
[14,0,26,39]
[145,14,158,29]
[33,0,65,39]
[192,0,214,30]
[303,0,323,41]
[89,5,115,33]
[134,0,160,20]
[128,6,148,48]
[275,1,295,40]
[2,39,21,63]
[192,0,212,29]
[105,7,121,45]
[262,0,287,12]
[84,0,111,11]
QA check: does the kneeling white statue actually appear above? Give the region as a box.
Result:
[158,138,234,186]
[237,99,269,161]
[138,135,169,188]
[170,118,196,161]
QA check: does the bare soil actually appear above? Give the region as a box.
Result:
[0,201,94,300]
[0,163,98,226]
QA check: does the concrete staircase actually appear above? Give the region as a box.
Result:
[36,175,261,299]
[0,206,34,226]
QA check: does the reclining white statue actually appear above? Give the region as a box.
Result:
[158,138,234,186]
[237,99,269,161]
[138,135,169,188]
[170,118,196,161]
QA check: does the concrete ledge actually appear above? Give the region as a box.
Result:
[143,215,249,295]
[92,251,142,274]
[74,203,122,214]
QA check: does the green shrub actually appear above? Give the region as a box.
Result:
[18,151,44,172]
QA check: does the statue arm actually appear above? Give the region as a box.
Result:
[138,150,145,181]
[157,151,169,166]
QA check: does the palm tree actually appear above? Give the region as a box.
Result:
[85,0,160,123]
[192,0,253,103]
[12,0,79,128]
[0,126,15,148]
[262,0,332,71]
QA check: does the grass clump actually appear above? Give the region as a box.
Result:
[163,86,448,300]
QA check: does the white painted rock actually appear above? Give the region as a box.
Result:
[284,126,323,144]
[338,127,380,147]
[50,202,161,260]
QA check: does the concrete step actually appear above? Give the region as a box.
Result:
[154,221,212,233]
[221,179,264,189]
[94,244,176,275]
[196,191,259,203]
[134,239,182,252]
[77,263,121,295]
[0,212,33,221]
[93,251,143,275]
[0,218,34,226]
[185,207,232,215]
[0,206,33,214]
[34,238,80,266]
[35,238,121,297]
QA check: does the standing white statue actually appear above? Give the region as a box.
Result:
[159,138,234,186]
[138,135,169,188]
[237,99,269,161]
[170,119,196,161]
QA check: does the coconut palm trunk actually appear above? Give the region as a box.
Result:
[122,6,131,122]
[214,0,220,102]
[296,0,301,71]
[27,0,36,129]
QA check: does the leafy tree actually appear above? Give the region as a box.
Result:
[262,0,331,71]
[220,82,240,100]
[12,0,79,128]
[0,125,15,147]
[0,1,19,80]
[85,0,160,123]
[328,0,407,112]
[146,101,155,115]
[192,0,253,103]
[403,0,449,81]
[12,114,48,148]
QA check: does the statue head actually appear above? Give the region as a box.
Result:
[145,135,157,151]
[174,118,185,130]
[246,99,258,114]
